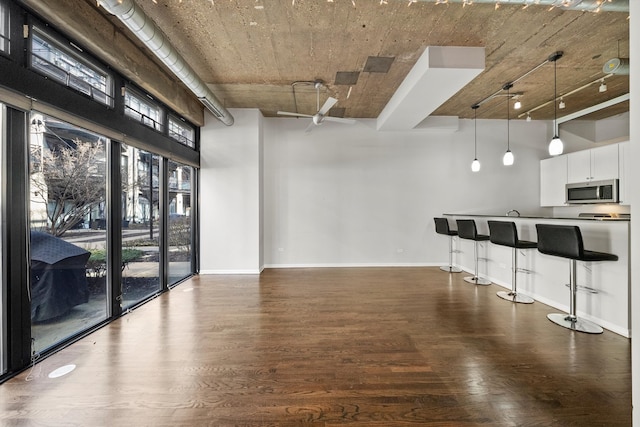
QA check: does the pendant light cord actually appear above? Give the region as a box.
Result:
[553,58,557,137]
[506,86,510,151]
[474,106,478,158]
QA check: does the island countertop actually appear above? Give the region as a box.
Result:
[443,213,630,221]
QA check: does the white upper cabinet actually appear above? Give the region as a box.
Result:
[540,155,568,207]
[567,144,619,184]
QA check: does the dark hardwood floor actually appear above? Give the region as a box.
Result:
[0,268,631,426]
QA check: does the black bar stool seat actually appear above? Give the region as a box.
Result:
[434,218,462,273]
[536,224,618,334]
[488,220,536,304]
[456,219,491,285]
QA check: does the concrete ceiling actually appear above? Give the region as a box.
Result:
[93,0,629,123]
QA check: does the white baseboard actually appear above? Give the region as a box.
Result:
[262,262,439,269]
[200,269,262,275]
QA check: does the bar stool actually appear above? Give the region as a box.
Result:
[433,218,462,273]
[488,220,535,304]
[536,224,618,334]
[456,219,491,285]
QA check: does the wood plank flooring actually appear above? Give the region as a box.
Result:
[0,268,631,426]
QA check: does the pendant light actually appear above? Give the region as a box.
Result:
[548,51,564,156]
[471,105,480,172]
[503,83,514,166]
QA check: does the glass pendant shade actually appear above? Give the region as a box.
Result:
[503,150,514,166]
[471,158,481,172]
[549,135,563,156]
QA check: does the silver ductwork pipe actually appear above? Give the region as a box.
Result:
[420,0,628,12]
[98,0,234,126]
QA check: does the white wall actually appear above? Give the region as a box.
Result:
[262,117,548,267]
[200,109,263,273]
[629,1,639,424]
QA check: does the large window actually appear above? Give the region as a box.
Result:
[168,160,193,285]
[121,145,161,308]
[30,27,114,107]
[29,113,109,353]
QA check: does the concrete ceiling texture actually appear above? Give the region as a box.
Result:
[98,0,628,125]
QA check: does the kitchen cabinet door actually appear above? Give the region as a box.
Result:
[567,149,592,183]
[591,144,619,181]
[567,144,619,183]
[540,155,567,207]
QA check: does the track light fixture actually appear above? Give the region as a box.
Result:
[548,51,564,156]
[471,105,481,172]
[526,113,532,122]
[513,99,522,110]
[559,97,565,109]
[599,79,608,92]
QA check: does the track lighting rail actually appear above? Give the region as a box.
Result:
[471,51,562,109]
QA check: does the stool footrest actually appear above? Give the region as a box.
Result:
[564,283,598,294]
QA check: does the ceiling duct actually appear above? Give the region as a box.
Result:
[98,0,234,126]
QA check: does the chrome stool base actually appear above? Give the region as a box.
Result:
[547,313,603,334]
[440,265,462,273]
[497,290,534,304]
[464,276,491,286]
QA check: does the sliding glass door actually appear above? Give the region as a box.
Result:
[29,113,109,353]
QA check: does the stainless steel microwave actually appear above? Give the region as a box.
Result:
[566,179,619,204]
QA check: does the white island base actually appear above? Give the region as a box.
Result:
[444,215,630,337]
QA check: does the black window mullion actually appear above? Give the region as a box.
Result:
[108,139,122,318]
[160,157,168,290]
[4,106,30,374]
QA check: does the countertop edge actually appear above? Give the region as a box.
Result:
[442,213,630,222]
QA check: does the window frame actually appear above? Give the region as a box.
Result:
[28,26,114,107]
[0,1,10,55]
[124,87,165,133]
[168,115,195,148]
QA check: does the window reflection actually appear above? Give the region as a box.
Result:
[121,144,161,307]
[29,112,108,353]
[168,160,192,285]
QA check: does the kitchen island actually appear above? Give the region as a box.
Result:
[443,213,630,337]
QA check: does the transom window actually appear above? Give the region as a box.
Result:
[0,2,9,54]
[168,115,195,148]
[29,27,114,107]
[124,88,164,132]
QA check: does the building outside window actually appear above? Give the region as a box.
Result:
[29,112,109,354]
